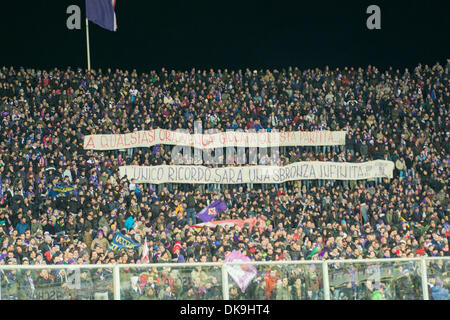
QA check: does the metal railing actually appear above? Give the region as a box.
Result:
[0,257,448,300]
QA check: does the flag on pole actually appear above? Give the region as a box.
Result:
[141,238,149,263]
[86,0,118,31]
[196,200,227,223]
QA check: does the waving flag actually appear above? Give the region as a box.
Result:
[108,232,140,251]
[86,0,118,31]
[190,217,265,233]
[224,251,257,293]
[196,200,227,223]
[141,238,149,263]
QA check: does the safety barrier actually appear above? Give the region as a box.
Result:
[0,257,448,300]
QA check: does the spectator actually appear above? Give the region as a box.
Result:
[431,280,449,300]
[16,217,30,235]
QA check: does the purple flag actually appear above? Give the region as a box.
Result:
[196,200,227,222]
[86,0,118,31]
[152,144,161,155]
[224,251,257,293]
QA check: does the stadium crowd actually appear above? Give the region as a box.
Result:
[0,61,448,299]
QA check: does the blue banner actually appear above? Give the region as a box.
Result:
[48,186,74,198]
[108,232,141,251]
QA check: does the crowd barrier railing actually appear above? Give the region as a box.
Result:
[0,257,448,300]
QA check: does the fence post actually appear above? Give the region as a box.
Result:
[420,258,429,300]
[221,263,229,300]
[322,261,330,300]
[113,265,121,300]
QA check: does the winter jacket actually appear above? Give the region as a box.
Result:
[91,237,110,252]
[431,285,449,300]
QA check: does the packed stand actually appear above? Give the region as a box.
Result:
[0,62,448,299]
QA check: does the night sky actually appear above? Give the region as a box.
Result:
[0,0,448,72]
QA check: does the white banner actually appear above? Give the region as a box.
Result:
[83,129,346,150]
[119,160,394,184]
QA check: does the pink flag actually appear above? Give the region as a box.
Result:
[190,217,265,233]
[141,238,149,263]
[224,250,257,293]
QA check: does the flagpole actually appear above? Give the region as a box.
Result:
[85,18,91,71]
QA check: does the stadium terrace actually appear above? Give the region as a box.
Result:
[0,62,448,300]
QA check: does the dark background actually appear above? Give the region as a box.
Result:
[0,0,448,72]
